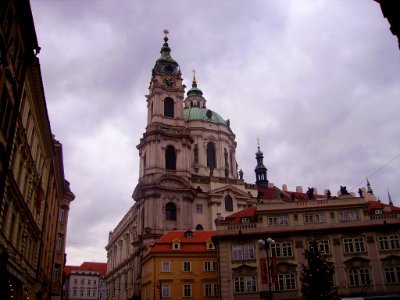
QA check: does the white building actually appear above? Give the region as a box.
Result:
[63,262,107,300]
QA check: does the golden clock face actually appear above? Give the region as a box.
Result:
[163,77,176,88]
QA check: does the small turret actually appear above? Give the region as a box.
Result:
[254,139,268,188]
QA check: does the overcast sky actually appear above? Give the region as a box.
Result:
[30,0,400,265]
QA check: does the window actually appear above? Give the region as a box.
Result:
[53,265,61,283]
[271,242,293,257]
[162,284,170,298]
[268,216,289,226]
[204,261,217,271]
[349,268,371,286]
[162,261,170,272]
[232,243,255,261]
[308,240,330,254]
[88,279,91,284]
[304,213,325,224]
[339,211,360,222]
[164,97,174,117]
[183,284,192,297]
[56,234,63,252]
[276,274,296,291]
[207,142,216,169]
[74,278,77,284]
[195,224,203,230]
[80,289,84,297]
[378,235,400,250]
[59,208,65,223]
[225,195,233,212]
[87,290,91,296]
[241,217,250,224]
[205,284,212,296]
[343,237,366,253]
[234,276,257,293]
[165,145,176,170]
[165,202,176,221]
[214,284,220,296]
[384,266,400,284]
[73,289,77,296]
[183,261,191,272]
[195,204,203,214]
[203,283,220,297]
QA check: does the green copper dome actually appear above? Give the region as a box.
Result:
[184,107,229,125]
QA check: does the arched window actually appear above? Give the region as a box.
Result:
[165,202,177,221]
[164,97,174,118]
[195,224,203,231]
[165,145,176,170]
[207,142,216,169]
[225,195,233,212]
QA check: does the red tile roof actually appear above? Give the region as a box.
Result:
[367,201,400,213]
[150,230,215,253]
[64,262,107,276]
[225,206,257,224]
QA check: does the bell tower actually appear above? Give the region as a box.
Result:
[134,31,195,241]
[138,30,193,181]
[146,29,185,127]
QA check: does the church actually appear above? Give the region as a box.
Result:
[104,31,258,299]
[104,31,400,300]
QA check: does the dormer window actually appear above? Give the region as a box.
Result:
[172,241,181,250]
[207,241,215,250]
[184,230,193,238]
[374,209,383,215]
[241,217,250,224]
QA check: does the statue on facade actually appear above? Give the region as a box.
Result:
[238,169,243,180]
[306,187,314,200]
[340,186,349,195]
[326,189,331,199]
[358,188,363,198]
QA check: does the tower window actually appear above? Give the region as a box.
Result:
[225,195,233,212]
[166,203,177,221]
[165,145,176,170]
[207,142,216,169]
[164,97,174,118]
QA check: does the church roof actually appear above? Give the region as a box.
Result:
[184,107,228,125]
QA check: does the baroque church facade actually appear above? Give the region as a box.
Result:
[105,32,258,300]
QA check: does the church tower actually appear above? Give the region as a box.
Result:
[134,31,196,241]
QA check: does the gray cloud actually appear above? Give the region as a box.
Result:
[31,0,400,264]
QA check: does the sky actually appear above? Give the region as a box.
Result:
[30,0,400,265]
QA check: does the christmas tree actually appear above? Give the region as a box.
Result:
[300,238,336,299]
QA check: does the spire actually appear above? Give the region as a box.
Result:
[388,190,393,206]
[153,30,180,76]
[160,29,172,60]
[255,139,268,188]
[367,178,373,194]
[187,69,203,97]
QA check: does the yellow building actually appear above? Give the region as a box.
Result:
[141,230,219,300]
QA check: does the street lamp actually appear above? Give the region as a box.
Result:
[258,238,276,300]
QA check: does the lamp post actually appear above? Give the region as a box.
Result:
[258,238,275,300]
